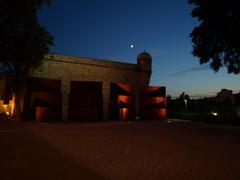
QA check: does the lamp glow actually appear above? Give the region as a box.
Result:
[211,112,218,116]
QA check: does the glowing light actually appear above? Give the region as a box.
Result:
[118,95,131,105]
[120,108,128,120]
[159,109,166,119]
[10,96,15,116]
[211,112,218,116]
[130,44,134,48]
[0,94,15,116]
[3,104,8,108]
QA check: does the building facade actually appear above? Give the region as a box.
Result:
[0,52,166,121]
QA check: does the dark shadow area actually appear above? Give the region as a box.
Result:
[167,91,240,126]
[68,81,102,121]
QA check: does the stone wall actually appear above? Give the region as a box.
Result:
[30,53,152,120]
[32,54,144,85]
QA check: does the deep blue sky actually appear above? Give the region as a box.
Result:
[39,0,240,98]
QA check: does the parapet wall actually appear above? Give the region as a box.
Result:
[32,53,149,86]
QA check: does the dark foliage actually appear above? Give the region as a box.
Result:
[167,95,240,125]
[0,0,53,120]
[0,0,53,81]
[189,0,240,73]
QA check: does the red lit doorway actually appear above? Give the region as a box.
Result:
[23,77,62,122]
[110,83,134,120]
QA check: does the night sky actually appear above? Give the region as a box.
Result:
[39,0,240,98]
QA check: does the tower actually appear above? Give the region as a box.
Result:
[137,51,152,85]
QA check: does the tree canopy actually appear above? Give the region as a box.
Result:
[189,0,240,74]
[0,0,53,80]
[0,0,53,120]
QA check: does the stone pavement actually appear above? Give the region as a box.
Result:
[23,120,240,180]
[0,120,104,180]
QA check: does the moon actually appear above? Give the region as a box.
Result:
[130,44,134,48]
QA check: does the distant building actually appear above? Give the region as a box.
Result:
[216,89,235,104]
[0,52,166,121]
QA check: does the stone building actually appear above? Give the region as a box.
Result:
[0,52,166,121]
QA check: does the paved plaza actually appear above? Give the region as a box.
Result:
[1,119,240,180]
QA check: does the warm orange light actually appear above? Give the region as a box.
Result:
[0,94,15,116]
[36,107,46,122]
[117,83,133,94]
[120,108,128,121]
[10,95,15,116]
[155,97,166,104]
[159,109,166,119]
[3,104,8,108]
[118,95,132,105]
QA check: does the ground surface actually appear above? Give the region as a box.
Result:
[1,119,240,180]
[0,120,104,180]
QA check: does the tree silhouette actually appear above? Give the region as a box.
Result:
[0,0,53,120]
[179,92,190,101]
[167,95,172,101]
[189,0,240,73]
